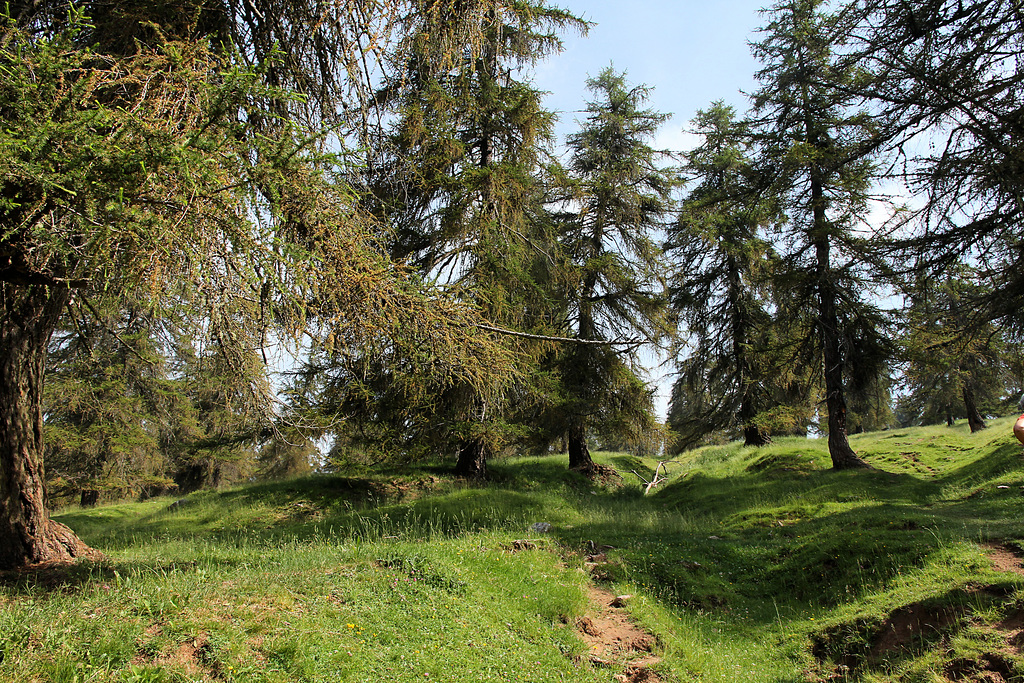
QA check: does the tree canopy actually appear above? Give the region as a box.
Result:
[0,8,512,569]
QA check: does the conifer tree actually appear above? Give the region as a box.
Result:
[751,0,889,469]
[0,7,512,570]
[44,301,185,506]
[899,269,1007,431]
[352,0,587,478]
[665,102,781,448]
[844,0,1024,328]
[553,68,677,473]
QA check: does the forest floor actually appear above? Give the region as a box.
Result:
[1,416,1023,682]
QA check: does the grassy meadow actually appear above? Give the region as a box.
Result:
[2,416,1023,682]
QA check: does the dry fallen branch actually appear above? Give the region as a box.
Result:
[631,461,669,495]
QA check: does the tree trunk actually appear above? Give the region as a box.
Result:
[175,459,222,493]
[810,183,870,470]
[819,288,870,470]
[962,384,987,433]
[728,255,771,448]
[454,436,488,479]
[0,285,98,570]
[567,422,595,473]
[743,423,771,447]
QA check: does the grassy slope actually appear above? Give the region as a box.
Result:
[0,417,1021,682]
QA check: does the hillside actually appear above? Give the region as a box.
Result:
[2,417,1022,682]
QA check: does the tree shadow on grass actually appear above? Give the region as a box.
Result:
[0,556,239,596]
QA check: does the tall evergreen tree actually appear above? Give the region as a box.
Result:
[665,102,781,448]
[353,0,587,478]
[751,0,889,469]
[553,68,677,473]
[0,7,512,570]
[44,301,185,506]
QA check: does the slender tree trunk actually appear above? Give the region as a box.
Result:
[0,284,98,570]
[810,183,870,470]
[962,384,987,433]
[454,436,488,479]
[727,253,770,447]
[567,421,595,473]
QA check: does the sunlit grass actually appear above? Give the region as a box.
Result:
[2,418,1022,681]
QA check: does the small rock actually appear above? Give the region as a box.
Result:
[708,535,721,540]
[531,522,552,533]
[610,594,633,607]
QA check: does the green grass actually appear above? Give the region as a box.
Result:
[2,420,1023,682]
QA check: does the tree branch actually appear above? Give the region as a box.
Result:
[474,323,643,347]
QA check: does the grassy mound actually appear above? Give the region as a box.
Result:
[1,418,1022,682]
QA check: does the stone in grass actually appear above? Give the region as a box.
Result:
[531,522,552,533]
[610,594,634,608]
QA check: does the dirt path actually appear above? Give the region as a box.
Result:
[576,580,662,682]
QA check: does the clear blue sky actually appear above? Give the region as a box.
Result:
[532,1,770,152]
[530,1,772,420]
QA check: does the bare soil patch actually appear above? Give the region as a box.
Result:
[867,602,961,661]
[570,462,622,486]
[945,651,1015,682]
[576,584,662,683]
[134,631,220,678]
[811,600,966,678]
[984,543,1024,576]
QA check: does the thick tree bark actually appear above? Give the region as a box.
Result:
[0,284,98,570]
[567,422,595,473]
[962,384,987,433]
[454,436,488,479]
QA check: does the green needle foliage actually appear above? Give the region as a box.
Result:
[843,0,1024,329]
[0,8,513,569]
[751,0,891,469]
[665,102,783,450]
[550,67,678,472]
[899,267,1009,431]
[312,0,590,477]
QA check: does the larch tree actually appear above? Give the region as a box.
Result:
[843,0,1024,329]
[0,8,511,570]
[665,102,781,448]
[751,0,890,469]
[351,0,588,478]
[43,300,189,506]
[553,67,678,473]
